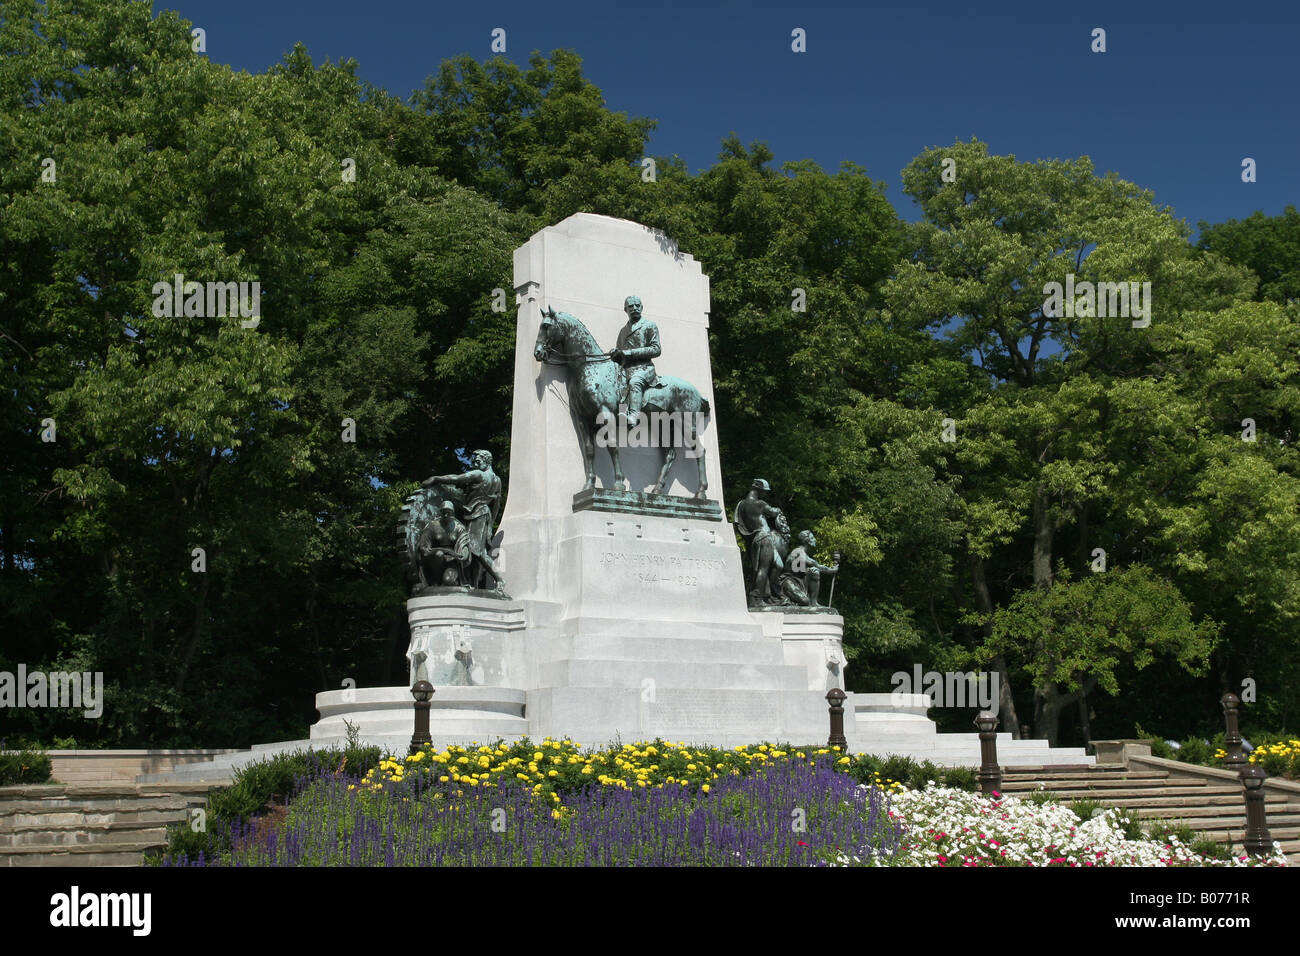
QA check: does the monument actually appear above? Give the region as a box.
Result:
[152,213,1092,779]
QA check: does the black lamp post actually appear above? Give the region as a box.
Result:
[826,687,848,753]
[1240,765,1273,857]
[975,711,1002,795]
[409,680,435,756]
[1220,692,1247,771]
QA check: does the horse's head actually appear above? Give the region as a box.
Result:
[534,306,562,363]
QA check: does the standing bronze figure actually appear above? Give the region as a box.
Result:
[422,449,506,594]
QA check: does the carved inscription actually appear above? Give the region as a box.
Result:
[598,550,727,589]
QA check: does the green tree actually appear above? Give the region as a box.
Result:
[1198,206,1300,304]
[981,566,1219,746]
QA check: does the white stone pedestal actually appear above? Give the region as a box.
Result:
[753,610,848,692]
[405,593,527,686]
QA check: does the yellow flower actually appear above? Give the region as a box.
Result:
[701,784,710,793]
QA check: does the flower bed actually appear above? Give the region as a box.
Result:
[170,755,903,866]
[1216,739,1300,780]
[162,738,1288,867]
[883,783,1288,867]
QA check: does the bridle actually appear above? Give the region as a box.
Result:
[537,319,616,365]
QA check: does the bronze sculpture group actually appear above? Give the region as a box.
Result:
[735,478,840,610]
[400,449,508,597]
[400,298,844,611]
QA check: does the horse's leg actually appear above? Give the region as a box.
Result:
[653,447,676,495]
[604,407,627,491]
[687,407,708,499]
[580,419,596,491]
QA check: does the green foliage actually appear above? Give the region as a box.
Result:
[1113,811,1145,842]
[2,1,1297,753]
[1198,206,1300,304]
[842,752,978,791]
[1174,737,1214,766]
[1024,788,1060,806]
[1146,819,1197,846]
[155,744,381,862]
[0,747,53,785]
[1069,798,1104,822]
[1190,836,1234,861]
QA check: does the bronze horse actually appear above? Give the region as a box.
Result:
[533,305,710,497]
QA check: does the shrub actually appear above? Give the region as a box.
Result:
[1112,811,1145,842]
[0,748,52,785]
[1190,836,1233,861]
[842,752,978,792]
[1146,819,1197,846]
[153,743,382,864]
[1069,798,1104,822]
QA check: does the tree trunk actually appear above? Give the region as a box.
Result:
[1077,695,1092,746]
[175,572,210,694]
[1076,502,1088,574]
[1034,677,1097,747]
[1032,483,1054,588]
[971,552,1021,737]
[307,578,328,691]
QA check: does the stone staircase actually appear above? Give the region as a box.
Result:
[0,783,214,867]
[1000,761,1300,865]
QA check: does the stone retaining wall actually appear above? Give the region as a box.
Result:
[32,750,240,785]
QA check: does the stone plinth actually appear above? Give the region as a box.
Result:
[572,488,722,521]
[312,685,527,742]
[752,610,848,692]
[405,593,526,686]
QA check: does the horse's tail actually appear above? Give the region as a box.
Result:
[700,396,710,416]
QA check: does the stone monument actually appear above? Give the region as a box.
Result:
[153,214,1093,778]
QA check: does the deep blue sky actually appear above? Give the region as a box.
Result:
[162,0,1298,232]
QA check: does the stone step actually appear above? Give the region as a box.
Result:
[1003,770,1171,782]
[0,807,193,829]
[1002,784,1246,800]
[0,841,163,867]
[553,633,790,665]
[1040,793,1291,811]
[1001,778,1200,792]
[1145,823,1300,839]
[535,658,808,691]
[1139,811,1300,830]
[0,823,171,849]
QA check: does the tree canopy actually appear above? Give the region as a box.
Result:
[2,0,1296,747]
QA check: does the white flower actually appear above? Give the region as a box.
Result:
[856,782,1289,868]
